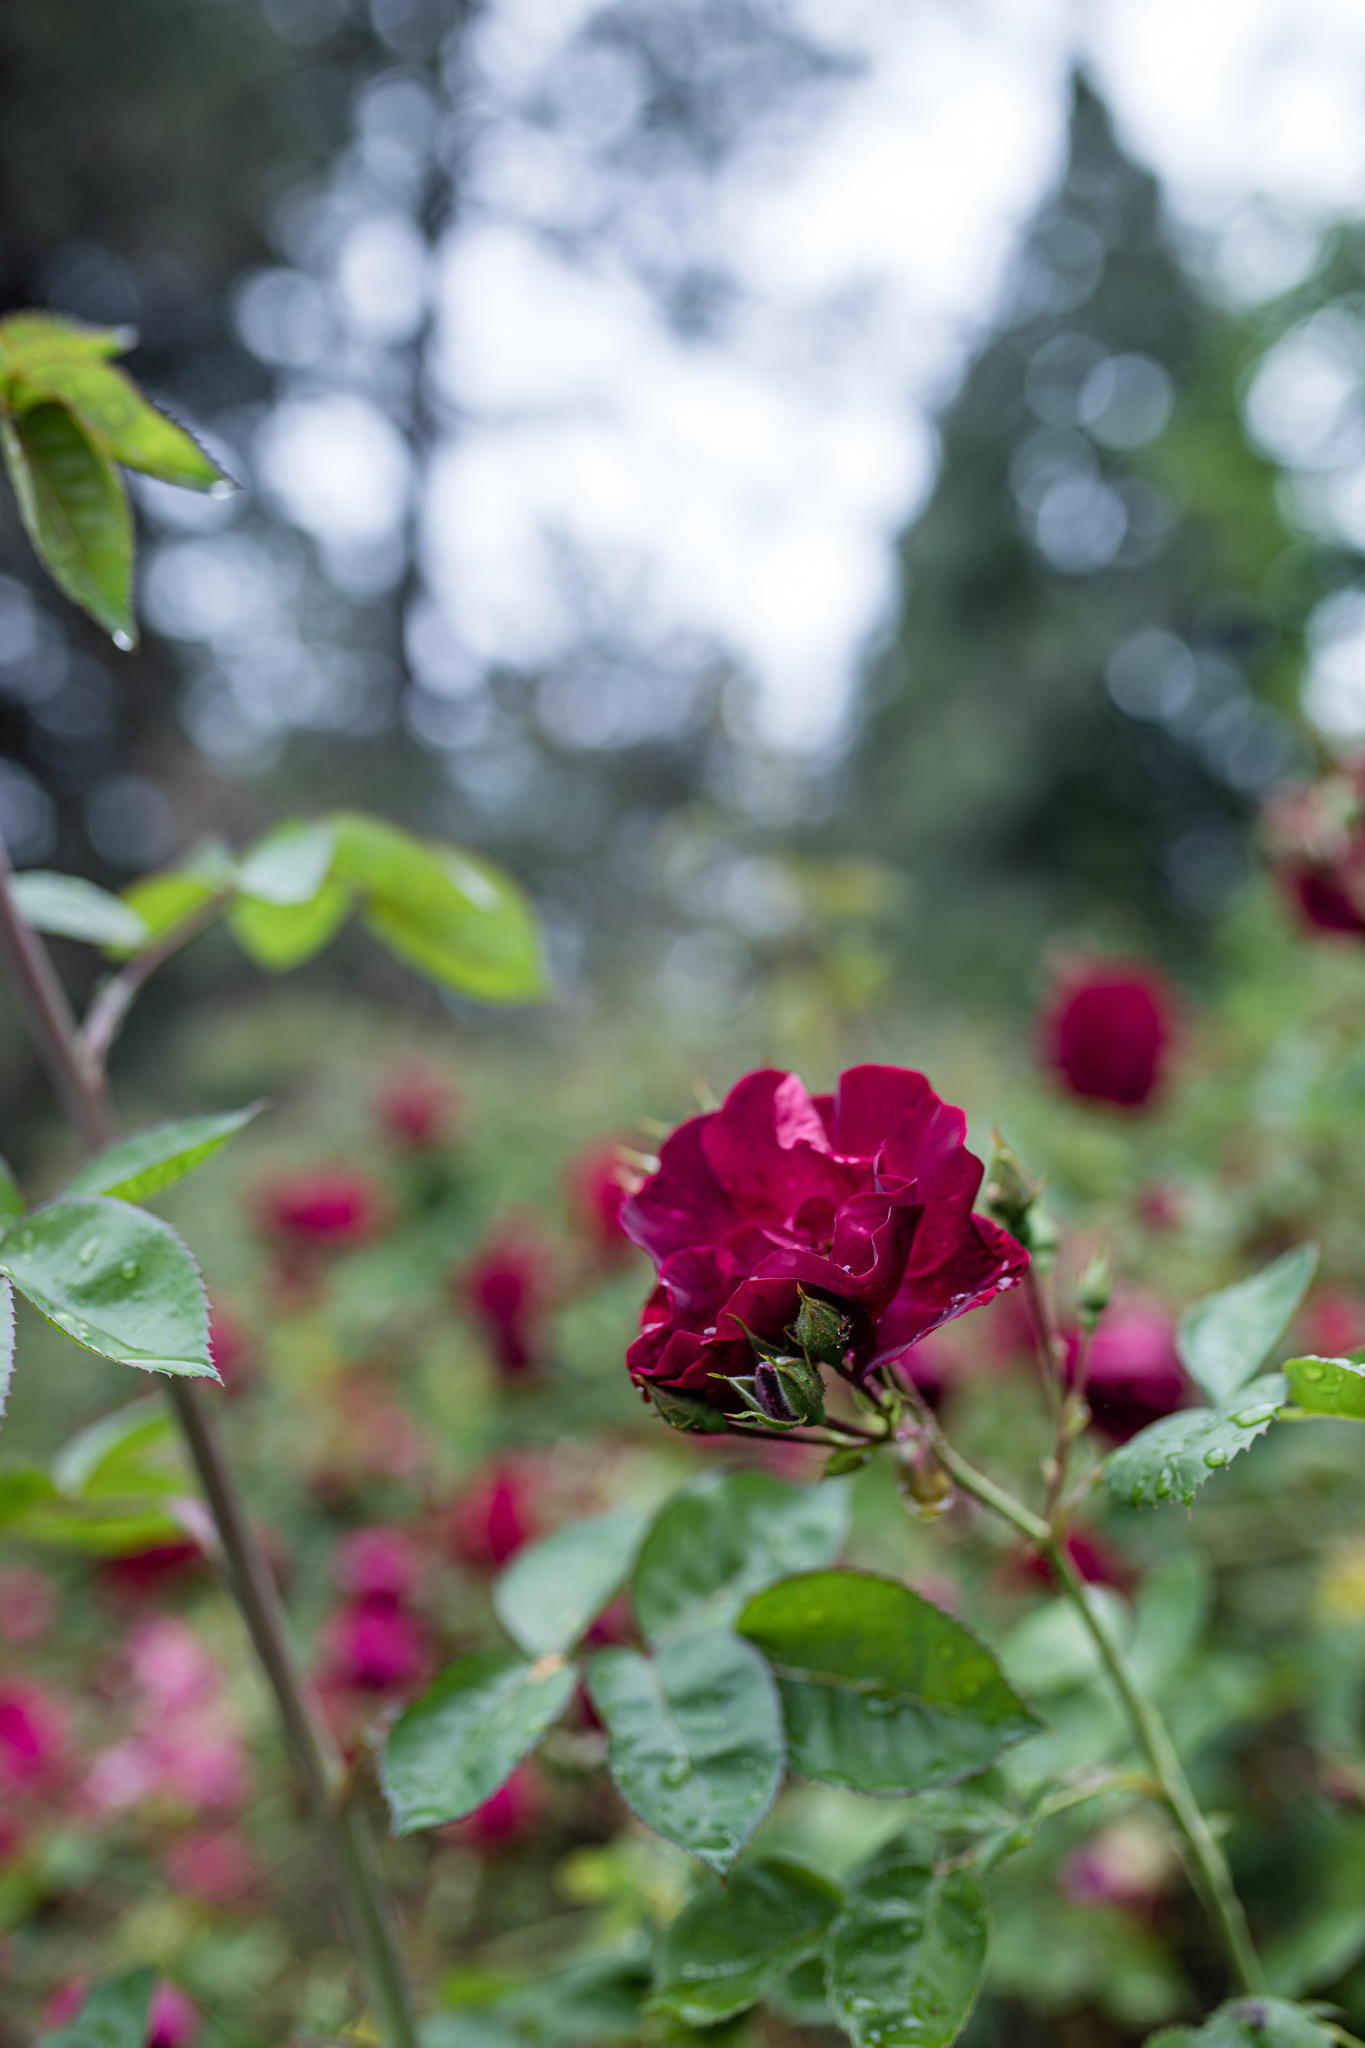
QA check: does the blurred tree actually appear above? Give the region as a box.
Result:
[839,76,1314,1001]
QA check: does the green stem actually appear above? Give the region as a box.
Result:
[0,845,420,2045]
[926,1424,1266,1996]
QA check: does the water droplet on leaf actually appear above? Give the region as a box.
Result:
[78,1237,100,1266]
[112,630,134,652]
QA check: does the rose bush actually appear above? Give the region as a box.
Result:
[622,1064,1027,1412]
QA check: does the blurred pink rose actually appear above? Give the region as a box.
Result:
[376,1063,458,1149]
[0,1682,68,1789]
[455,1764,542,1846]
[460,1231,550,1377]
[0,1564,56,1643]
[565,1141,646,1258]
[333,1526,422,1604]
[449,1462,539,1568]
[321,1602,426,1693]
[164,1827,259,1902]
[41,1978,90,2029]
[85,1619,247,1817]
[256,1167,382,1247]
[1060,1815,1178,1911]
[147,1981,201,2048]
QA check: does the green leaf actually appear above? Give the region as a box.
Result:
[1284,1351,1365,1420]
[227,879,352,970]
[0,311,135,371]
[10,871,150,949]
[494,1505,649,1658]
[586,1631,785,1874]
[652,1857,843,2026]
[50,1396,183,1501]
[330,811,547,1003]
[117,870,221,952]
[485,1957,651,2046]
[827,1854,989,2048]
[35,1968,157,2048]
[0,1279,13,1424]
[737,1571,1041,1796]
[0,1156,24,1224]
[10,358,225,490]
[0,1198,214,1379]
[62,1104,264,1204]
[0,1465,58,1532]
[235,819,336,905]
[633,1472,850,1643]
[1104,1374,1288,1510]
[1146,1997,1341,2047]
[1178,1246,1318,1405]
[1,404,134,644]
[381,1647,576,1834]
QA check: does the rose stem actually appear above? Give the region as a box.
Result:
[920,1410,1266,1996]
[0,842,420,2047]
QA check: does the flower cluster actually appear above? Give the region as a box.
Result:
[621,1066,1027,1418]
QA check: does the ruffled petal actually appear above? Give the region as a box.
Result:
[620,1115,739,1263]
[870,1214,1028,1372]
[701,1070,861,1225]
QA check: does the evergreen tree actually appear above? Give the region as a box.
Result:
[841,76,1308,1000]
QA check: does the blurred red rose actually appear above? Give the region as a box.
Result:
[1042,964,1174,1109]
[163,1827,259,1902]
[1301,1287,1365,1360]
[566,1141,647,1258]
[377,1063,458,1149]
[621,1066,1025,1412]
[457,1763,543,1846]
[256,1167,382,1247]
[460,1231,549,1376]
[1264,766,1365,936]
[449,1461,539,1568]
[1066,1295,1186,1443]
[41,1979,90,2030]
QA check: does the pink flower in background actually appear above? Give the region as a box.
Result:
[1301,1287,1365,1360]
[334,1526,421,1604]
[622,1066,1025,1411]
[0,1682,68,1790]
[566,1141,646,1257]
[85,1619,247,1817]
[257,1167,382,1247]
[0,1564,56,1643]
[1066,1295,1186,1443]
[163,1827,259,1903]
[449,1462,538,1568]
[376,1062,458,1148]
[461,1231,549,1376]
[41,1978,90,2029]
[321,1602,426,1693]
[1042,964,1175,1109]
[1060,1816,1178,1912]
[147,1981,201,2048]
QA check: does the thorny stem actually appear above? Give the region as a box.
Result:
[0,843,420,2047]
[1023,1264,1063,1422]
[921,1413,1267,1996]
[1044,1320,1094,1527]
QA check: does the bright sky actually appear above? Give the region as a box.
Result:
[216,0,1365,761]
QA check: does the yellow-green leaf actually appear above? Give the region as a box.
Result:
[1,403,134,644]
[229,879,352,970]
[12,358,225,491]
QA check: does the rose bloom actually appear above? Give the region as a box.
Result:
[321,1602,427,1692]
[449,1461,539,1568]
[147,1982,201,2048]
[1264,765,1365,936]
[621,1066,1026,1411]
[0,1682,68,1790]
[333,1526,422,1604]
[1041,964,1174,1109]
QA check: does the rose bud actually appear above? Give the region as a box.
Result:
[460,1230,549,1377]
[449,1462,539,1568]
[147,1981,201,2048]
[321,1601,426,1692]
[376,1063,458,1149]
[1041,963,1175,1110]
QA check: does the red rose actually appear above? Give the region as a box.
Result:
[376,1063,458,1149]
[321,1601,426,1692]
[257,1167,382,1247]
[621,1066,1026,1410]
[1042,965,1174,1109]
[566,1140,647,1257]
[448,1462,538,1568]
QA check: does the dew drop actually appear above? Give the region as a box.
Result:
[78,1237,100,1266]
[18,1232,33,1253]
[660,1759,692,1788]
[1154,1474,1171,1500]
[112,629,134,652]
[1203,1448,1229,1468]
[1302,1363,1327,1382]
[209,479,236,500]
[1232,1405,1278,1427]
[121,1259,138,1282]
